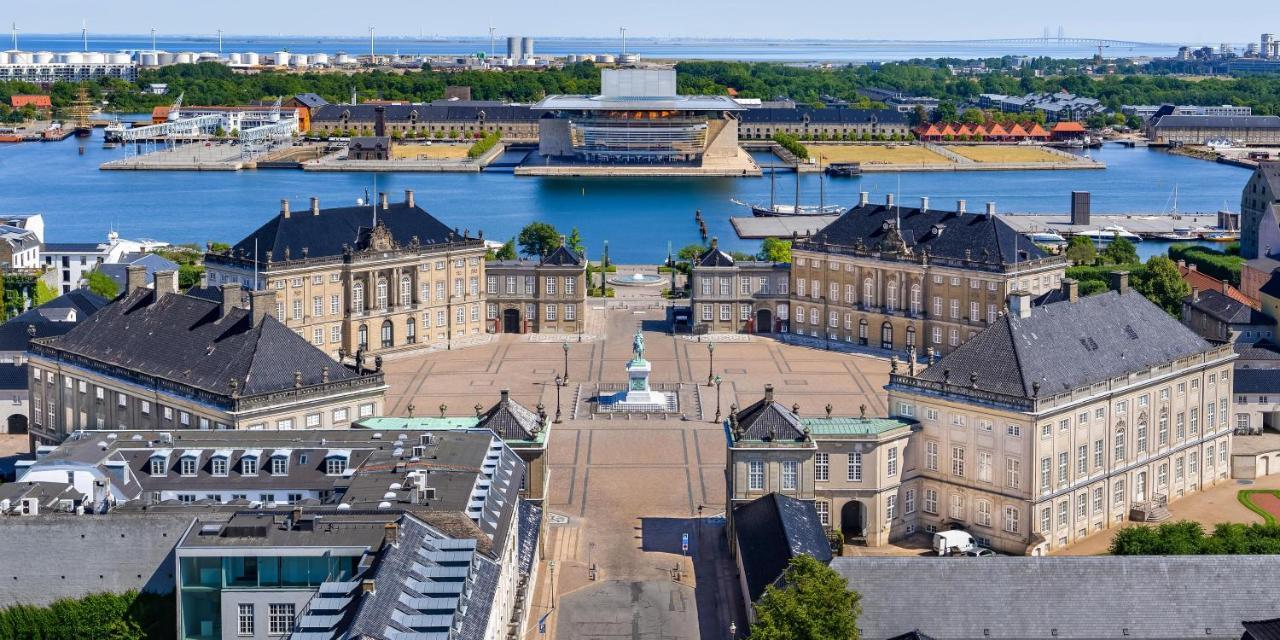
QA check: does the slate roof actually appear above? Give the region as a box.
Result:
[225,200,466,264]
[43,242,105,253]
[37,289,364,397]
[1152,114,1280,129]
[911,291,1216,399]
[290,93,329,109]
[1258,161,1280,194]
[96,253,180,292]
[729,388,810,443]
[1234,340,1280,362]
[1243,618,1280,640]
[1185,289,1270,325]
[804,202,1050,267]
[0,289,109,352]
[695,242,736,267]
[738,107,910,125]
[540,244,584,267]
[733,493,832,602]
[0,364,28,391]
[0,225,39,253]
[1236,368,1280,394]
[833,555,1280,639]
[476,389,546,442]
[1261,272,1280,299]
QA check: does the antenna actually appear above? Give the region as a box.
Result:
[12,22,18,51]
[371,174,378,228]
[254,238,259,289]
[895,175,901,231]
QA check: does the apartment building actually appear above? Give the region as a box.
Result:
[485,244,587,335]
[689,238,790,334]
[26,269,385,446]
[203,191,488,357]
[788,193,1067,356]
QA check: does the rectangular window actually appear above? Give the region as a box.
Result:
[781,460,797,490]
[271,456,288,475]
[816,500,829,526]
[925,442,938,471]
[180,457,197,476]
[241,457,258,476]
[924,489,938,514]
[1006,458,1020,489]
[886,495,898,521]
[211,457,228,476]
[748,460,764,490]
[905,489,916,514]
[977,451,992,482]
[976,500,991,527]
[815,452,829,482]
[951,446,966,477]
[332,407,349,423]
[1058,501,1069,527]
[238,603,254,636]
[268,603,295,636]
[1077,445,1087,475]
[949,493,964,520]
[1004,506,1020,534]
[1058,452,1068,485]
[887,448,898,477]
[847,452,863,482]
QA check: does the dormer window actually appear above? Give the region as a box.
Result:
[241,456,258,476]
[150,456,167,476]
[271,455,289,476]
[211,456,228,477]
[179,456,198,477]
[326,458,346,475]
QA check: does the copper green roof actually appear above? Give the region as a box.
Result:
[799,417,915,436]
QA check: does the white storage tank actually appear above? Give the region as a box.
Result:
[273,50,290,66]
[139,52,159,66]
[9,50,32,64]
[33,51,55,64]
[108,52,131,64]
[594,54,615,64]
[291,54,308,68]
[197,52,219,62]
[0,51,10,65]
[243,52,260,65]
[59,52,84,64]
[157,52,176,65]
[175,52,195,64]
[309,53,329,65]
[84,52,106,64]
[228,53,243,64]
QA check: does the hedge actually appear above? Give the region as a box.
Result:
[1167,244,1244,286]
[0,590,175,640]
[467,131,501,159]
[772,132,809,160]
[1110,520,1280,555]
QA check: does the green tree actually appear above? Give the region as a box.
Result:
[750,555,860,640]
[936,101,958,123]
[1133,256,1191,315]
[566,227,585,254]
[517,222,562,257]
[959,108,985,125]
[33,281,58,307]
[1064,235,1097,265]
[494,238,518,261]
[1101,237,1139,265]
[86,269,119,299]
[759,237,792,263]
[676,243,706,263]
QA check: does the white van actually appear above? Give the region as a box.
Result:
[933,530,978,556]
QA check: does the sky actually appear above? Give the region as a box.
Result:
[7,1,1280,42]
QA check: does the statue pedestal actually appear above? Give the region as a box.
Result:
[609,357,673,411]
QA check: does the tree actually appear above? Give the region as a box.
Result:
[33,281,58,307]
[1133,256,1191,315]
[676,243,706,262]
[759,237,792,263]
[517,222,561,257]
[494,238,517,261]
[936,100,958,123]
[960,108,985,125]
[910,104,928,126]
[750,555,860,640]
[1101,237,1139,265]
[86,269,119,299]
[566,227,585,254]
[1064,235,1097,265]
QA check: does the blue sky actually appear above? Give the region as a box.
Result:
[8,0,1279,41]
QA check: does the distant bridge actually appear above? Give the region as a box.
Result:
[933,37,1178,48]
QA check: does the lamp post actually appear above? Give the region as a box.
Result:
[562,342,570,382]
[706,342,716,386]
[713,376,723,423]
[554,375,564,424]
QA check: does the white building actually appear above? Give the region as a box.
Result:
[42,231,169,293]
[0,50,136,83]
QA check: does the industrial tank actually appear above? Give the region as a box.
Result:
[594,54,615,64]
[174,52,195,64]
[8,50,32,64]
[84,52,106,63]
[273,51,290,66]
[335,52,353,65]
[197,52,219,62]
[108,53,131,64]
[506,36,519,59]
[33,51,54,64]
[0,52,9,64]
[157,52,176,65]
[59,52,84,64]
[139,52,159,66]
[243,52,260,65]
[292,54,309,67]
[309,53,329,65]
[520,37,534,58]
[228,53,243,64]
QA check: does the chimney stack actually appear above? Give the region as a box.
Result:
[280,199,290,219]
[153,270,177,299]
[500,388,510,403]
[125,265,147,295]
[249,289,277,325]
[764,384,774,403]
[1008,291,1032,319]
[985,202,997,217]
[1109,271,1130,295]
[920,196,929,212]
[310,197,320,216]
[886,193,895,207]
[405,189,415,208]
[956,200,966,216]
[374,105,386,138]
[709,236,718,250]
[379,192,388,210]
[858,191,869,207]
[1191,286,1200,302]
[383,522,399,547]
[1062,278,1079,303]
[220,283,241,317]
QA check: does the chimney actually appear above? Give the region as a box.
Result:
[1222,280,1230,294]
[199,272,208,288]
[153,270,178,298]
[125,264,147,295]
[985,202,997,217]
[383,522,399,547]
[956,200,966,216]
[1061,278,1079,303]
[858,191,869,207]
[1109,271,1130,295]
[220,283,241,317]
[1191,286,1200,302]
[709,236,718,250]
[404,189,415,208]
[379,192,389,210]
[500,389,510,403]
[920,196,929,212]
[1188,263,1197,272]
[764,384,774,403]
[1070,191,1091,226]
[374,105,386,137]
[886,193,895,207]
[280,199,290,219]
[1009,291,1032,319]
[310,197,320,216]
[249,289,277,325]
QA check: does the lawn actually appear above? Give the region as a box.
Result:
[805,144,953,165]
[1239,490,1280,526]
[391,144,470,160]
[947,145,1066,163]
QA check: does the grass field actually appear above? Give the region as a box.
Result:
[806,144,953,165]
[949,145,1065,163]
[391,144,470,160]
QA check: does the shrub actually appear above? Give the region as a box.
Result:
[467,131,501,159]
[772,132,808,160]
[1167,244,1244,286]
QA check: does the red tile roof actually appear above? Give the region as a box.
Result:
[1178,262,1259,308]
[10,95,51,109]
[1051,121,1086,133]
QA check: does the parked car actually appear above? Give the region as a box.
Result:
[932,529,978,556]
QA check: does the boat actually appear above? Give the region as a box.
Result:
[1028,231,1067,246]
[1153,226,1199,241]
[1078,225,1143,245]
[103,115,126,144]
[68,86,95,138]
[736,163,844,217]
[1202,230,1239,242]
[825,162,861,177]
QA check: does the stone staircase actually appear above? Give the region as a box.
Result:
[1130,494,1172,522]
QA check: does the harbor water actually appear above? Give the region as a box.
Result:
[0,133,1251,263]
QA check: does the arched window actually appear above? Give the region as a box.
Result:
[400,276,412,305]
[380,319,394,348]
[406,317,417,344]
[858,318,868,345]
[862,278,875,308]
[357,324,368,349]
[1136,413,1148,453]
[910,284,922,315]
[1114,424,1126,462]
[906,325,916,347]
[887,280,898,310]
[352,281,365,315]
[376,278,388,310]
[880,322,893,350]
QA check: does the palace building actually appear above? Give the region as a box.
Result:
[688,238,791,334]
[204,191,489,357]
[485,244,587,335]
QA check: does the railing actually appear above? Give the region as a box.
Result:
[794,240,1067,273]
[203,237,486,271]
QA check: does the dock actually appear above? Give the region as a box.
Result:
[730,215,838,239]
[730,212,1230,242]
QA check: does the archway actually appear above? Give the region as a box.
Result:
[880,322,894,350]
[503,308,521,334]
[841,500,866,539]
[755,309,773,334]
[6,414,27,435]
[380,319,394,348]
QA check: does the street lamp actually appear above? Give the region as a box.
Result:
[562,342,570,382]
[554,375,564,424]
[713,376,723,423]
[706,342,716,386]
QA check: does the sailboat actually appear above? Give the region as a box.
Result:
[733,163,843,217]
[1153,185,1199,241]
[1203,200,1240,242]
